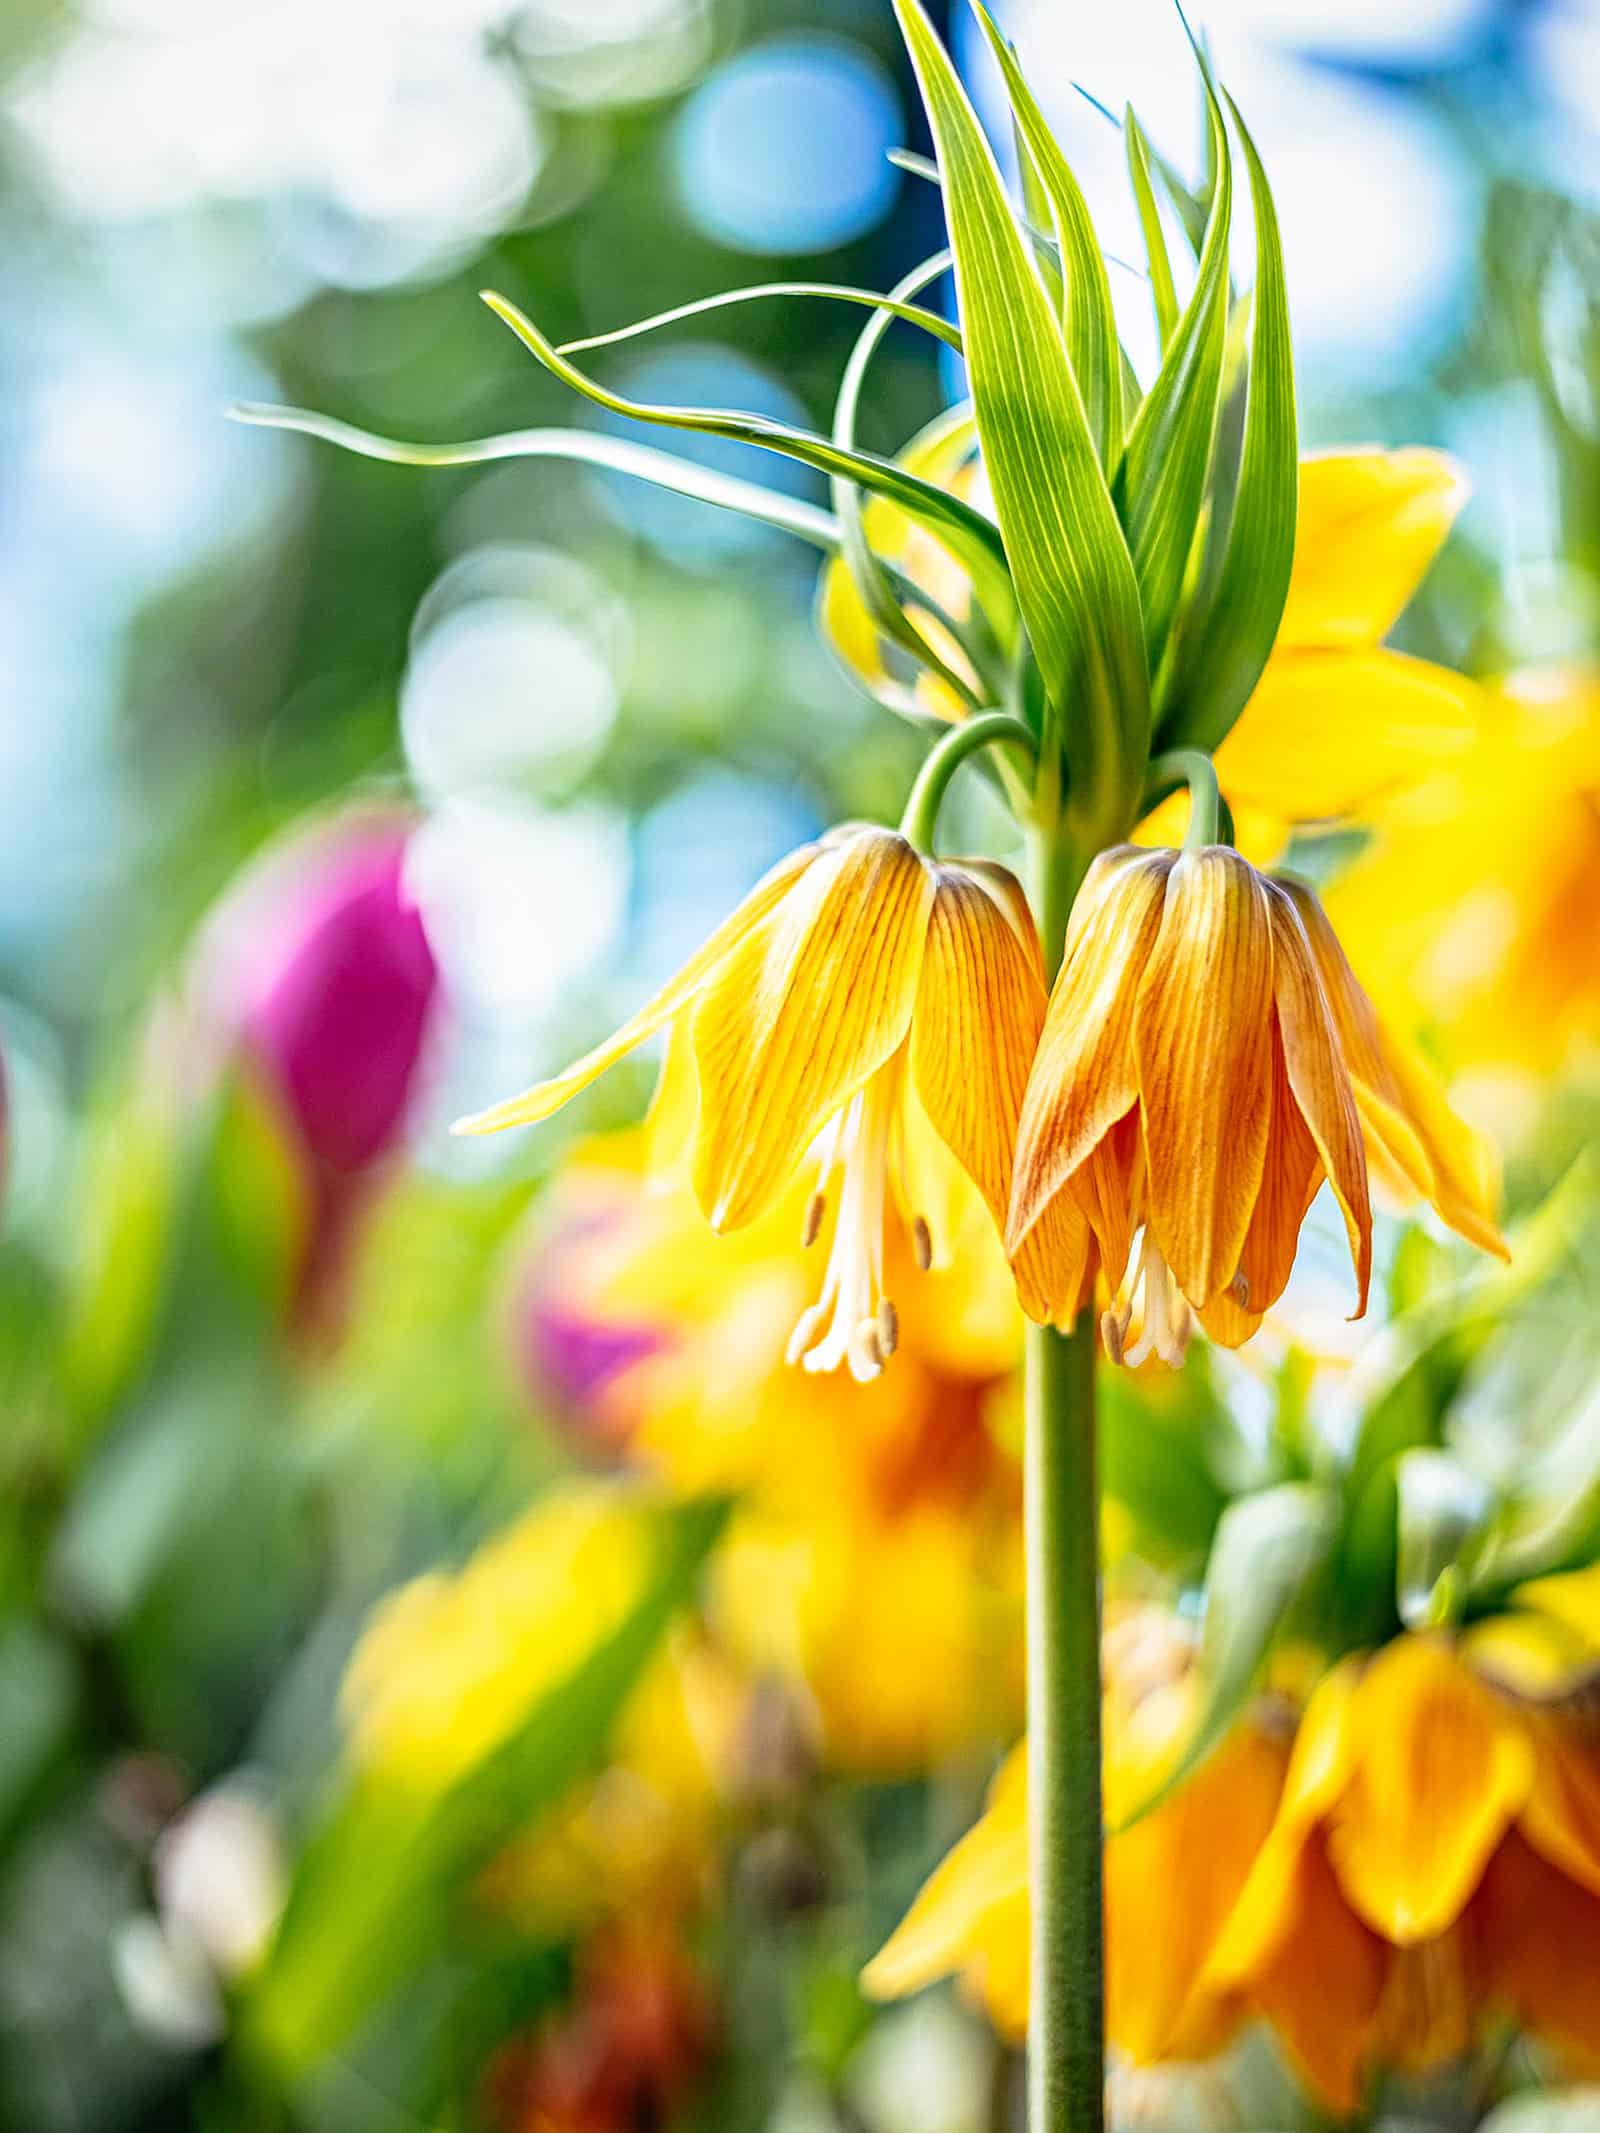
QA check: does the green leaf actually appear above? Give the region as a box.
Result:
[1394,1449,1492,1629]
[1159,90,1297,750]
[892,0,1149,844]
[974,3,1123,466]
[249,1493,730,2073]
[557,279,963,357]
[1116,69,1232,676]
[232,403,844,552]
[1124,109,1179,350]
[826,257,993,719]
[1112,1482,1336,1830]
[477,292,1018,629]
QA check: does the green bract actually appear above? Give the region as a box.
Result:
[234,0,1299,851]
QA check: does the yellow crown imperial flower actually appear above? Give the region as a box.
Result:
[1006,843,1507,1363]
[457,825,1058,1380]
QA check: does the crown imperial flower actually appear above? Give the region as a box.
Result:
[457,826,1052,1380]
[1007,844,1505,1362]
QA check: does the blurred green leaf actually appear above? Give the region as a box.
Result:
[1114,1482,1337,1830]
[249,1493,730,2075]
[0,1624,77,1829]
[1394,1448,1492,1630]
[893,0,1149,842]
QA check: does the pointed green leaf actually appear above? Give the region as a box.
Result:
[1112,1482,1337,1830]
[558,279,962,356]
[1116,72,1232,674]
[1159,91,1297,750]
[478,291,1017,625]
[231,404,845,550]
[1394,1449,1492,1629]
[974,3,1123,465]
[1125,109,1179,351]
[892,0,1149,843]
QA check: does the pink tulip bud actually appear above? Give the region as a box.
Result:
[509,1210,666,1464]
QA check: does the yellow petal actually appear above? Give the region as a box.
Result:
[1325,1636,1534,1944]
[1515,1564,1600,1654]
[453,841,817,1135]
[1132,848,1275,1306]
[1008,850,1173,1263]
[1206,1657,1363,1988]
[1106,1720,1287,2065]
[1265,881,1372,1313]
[1215,646,1482,826]
[862,1742,1027,2010]
[1278,447,1470,650]
[1198,1035,1316,1348]
[910,862,1046,1236]
[1462,1610,1599,1702]
[910,862,1080,1321]
[690,829,934,1229]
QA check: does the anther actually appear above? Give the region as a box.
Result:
[1100,1305,1128,1367]
[877,1298,899,1357]
[802,1192,826,1248]
[912,1216,933,1271]
[1230,1268,1251,1309]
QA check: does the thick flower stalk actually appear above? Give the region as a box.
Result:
[1008,842,1506,1363]
[458,825,1052,1381]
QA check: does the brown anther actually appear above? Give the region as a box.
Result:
[858,1322,884,1371]
[1230,1269,1252,1309]
[1100,1306,1127,1367]
[912,1216,933,1271]
[802,1192,826,1249]
[877,1298,898,1357]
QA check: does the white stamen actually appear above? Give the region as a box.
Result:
[789,1074,905,1382]
[1111,1228,1193,1370]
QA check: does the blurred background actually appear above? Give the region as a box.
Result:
[0,0,1597,2128]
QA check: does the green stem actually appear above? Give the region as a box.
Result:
[1145,747,1224,849]
[1026,832,1104,2133]
[899,712,1038,852]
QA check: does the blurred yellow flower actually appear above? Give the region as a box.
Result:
[1006,845,1503,1361]
[460,826,1058,1377]
[341,1484,653,1793]
[866,1583,1600,2111]
[822,438,1479,863]
[1207,1613,1600,2110]
[517,1134,1028,1773]
[862,1608,1290,2058]
[1328,667,1600,1078]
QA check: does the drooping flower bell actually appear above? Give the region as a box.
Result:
[458,826,1060,1381]
[1007,844,1506,1365]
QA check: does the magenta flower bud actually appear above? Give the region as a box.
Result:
[236,818,438,1177]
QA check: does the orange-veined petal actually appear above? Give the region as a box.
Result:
[1132,848,1274,1307]
[690,829,935,1229]
[1244,1836,1391,2116]
[1265,881,1372,1312]
[1325,1636,1534,1945]
[1007,849,1173,1275]
[1475,1831,1600,2074]
[1518,1710,1600,1901]
[454,841,818,1135]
